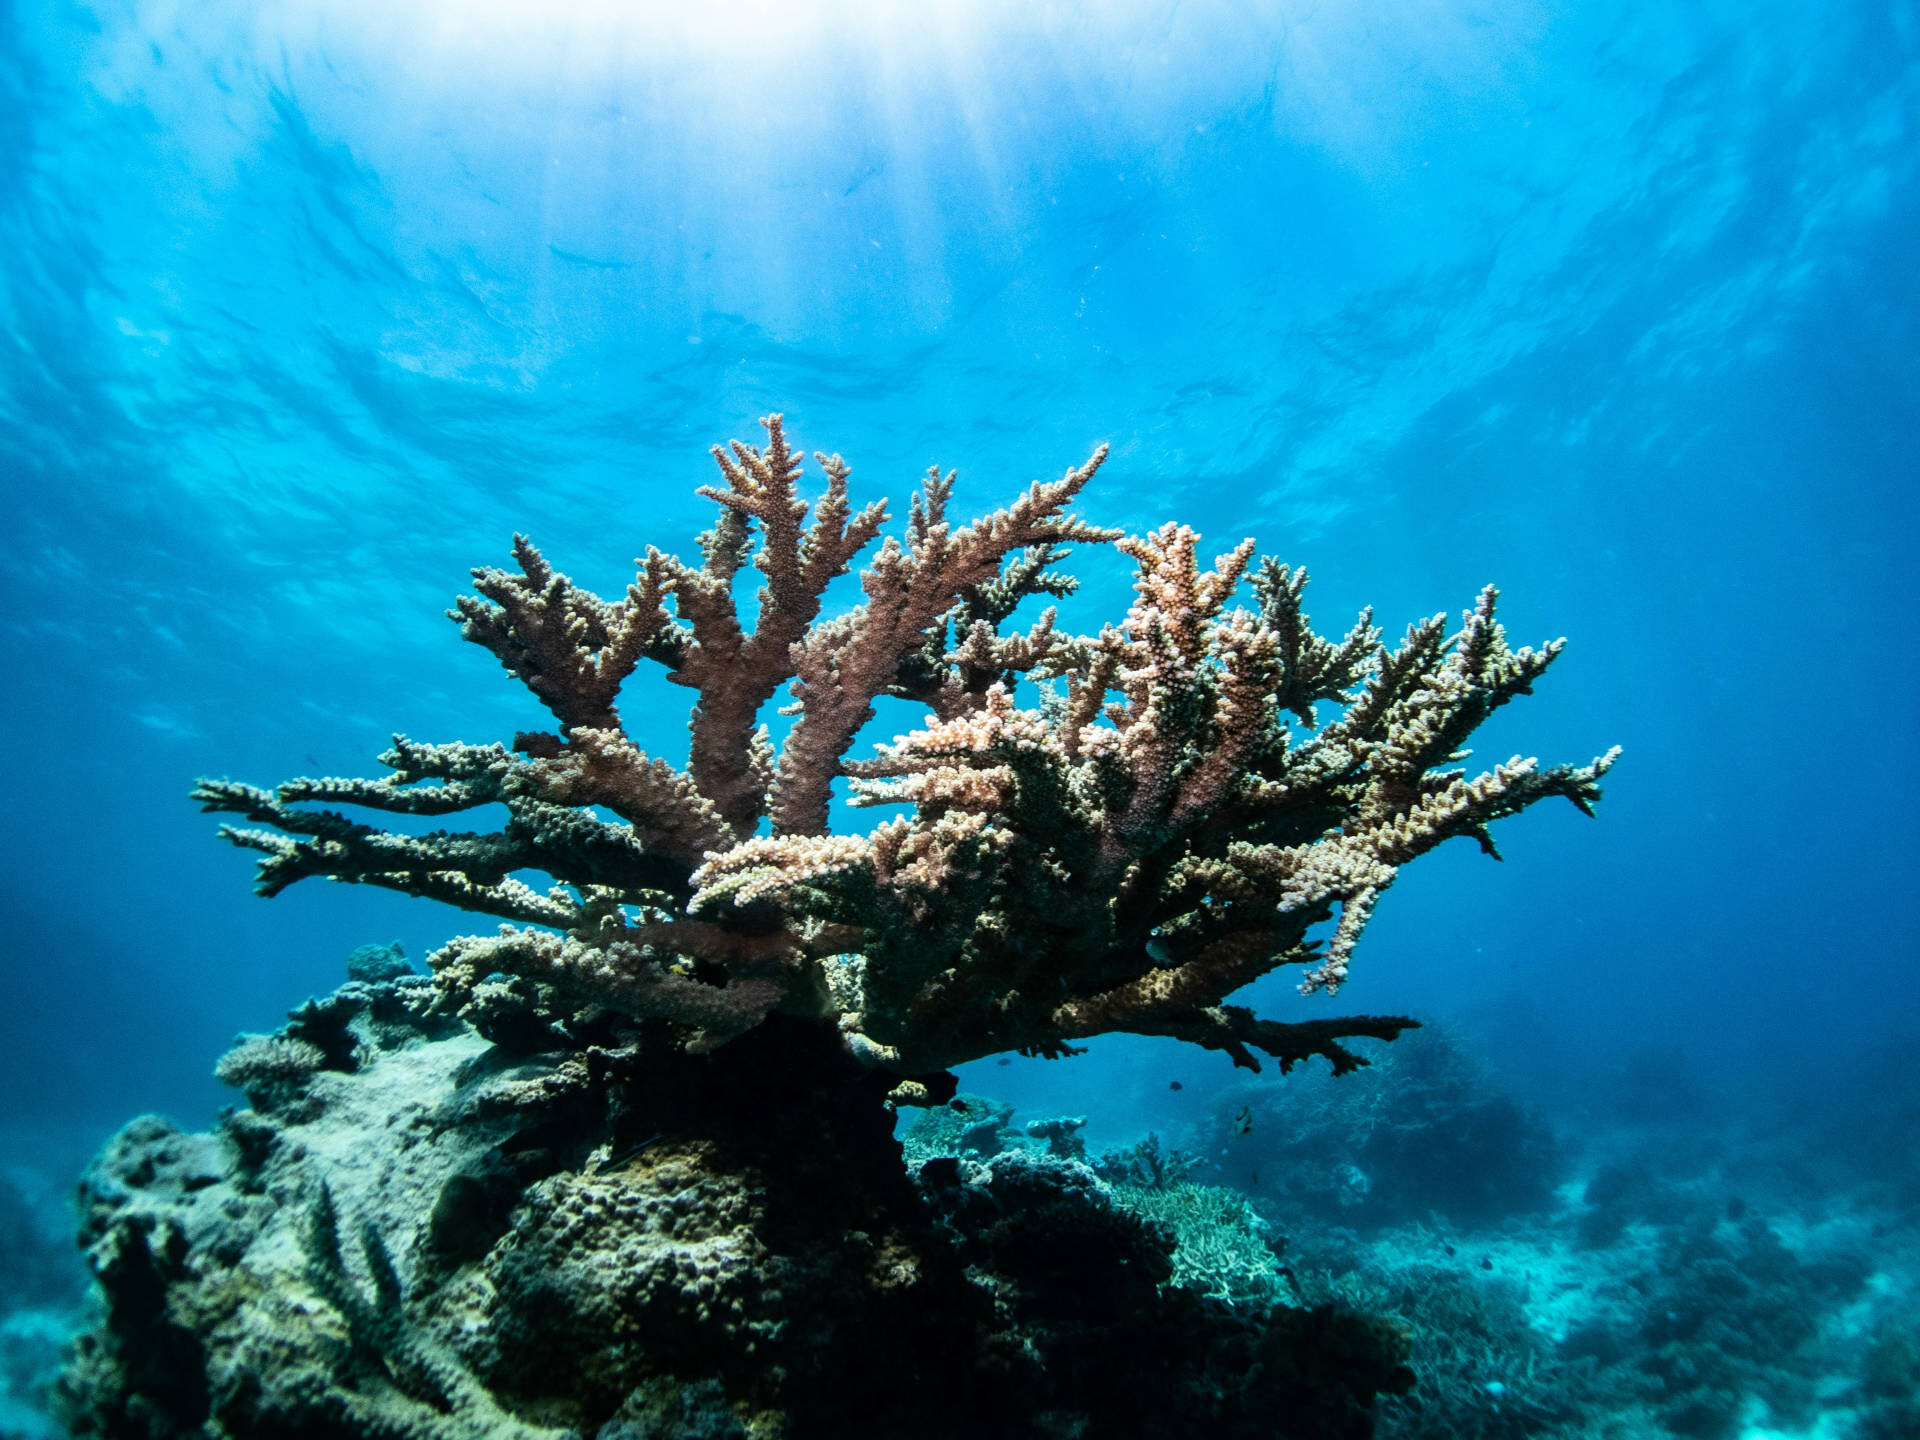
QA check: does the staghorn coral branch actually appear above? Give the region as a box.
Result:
[1129,1006,1422,1075]
[1328,611,1448,746]
[1250,559,1380,729]
[195,777,647,929]
[199,419,1616,1078]
[1297,883,1389,995]
[915,605,1094,721]
[659,415,890,839]
[430,928,793,1052]
[1047,929,1293,1042]
[963,544,1081,628]
[1089,524,1271,862]
[197,732,716,901]
[690,834,876,911]
[508,728,732,871]
[769,444,1118,837]
[273,738,519,816]
[201,821,578,931]
[1164,608,1284,827]
[451,535,683,734]
[892,543,1092,716]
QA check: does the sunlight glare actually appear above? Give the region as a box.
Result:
[329,0,974,80]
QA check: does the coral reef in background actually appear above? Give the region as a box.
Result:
[906,1099,1290,1306]
[55,961,1413,1438]
[1200,1025,1566,1230]
[1297,1244,1584,1440]
[0,1172,83,1439]
[1262,1094,1909,1440]
[1562,1204,1869,1439]
[0,1176,80,1321]
[902,1077,1920,1440]
[193,417,1616,1080]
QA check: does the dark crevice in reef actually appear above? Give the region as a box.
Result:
[56,963,1413,1440]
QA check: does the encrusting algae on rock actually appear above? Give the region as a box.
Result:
[57,420,1616,1438]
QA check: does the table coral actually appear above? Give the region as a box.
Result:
[195,417,1615,1081]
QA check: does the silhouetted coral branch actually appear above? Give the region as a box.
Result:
[198,417,1616,1079]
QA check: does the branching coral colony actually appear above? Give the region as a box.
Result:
[196,417,1617,1089]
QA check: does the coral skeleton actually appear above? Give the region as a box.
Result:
[196,417,1616,1079]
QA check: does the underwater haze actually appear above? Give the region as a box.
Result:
[2,0,1918,1435]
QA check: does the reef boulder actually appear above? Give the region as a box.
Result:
[56,967,1412,1439]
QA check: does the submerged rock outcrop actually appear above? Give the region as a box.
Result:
[56,965,1414,1438]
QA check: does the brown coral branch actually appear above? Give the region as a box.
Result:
[510,727,732,871]
[451,536,682,734]
[1251,559,1379,729]
[1047,927,1287,1041]
[1094,525,1268,858]
[1132,1005,1422,1075]
[195,734,707,903]
[658,415,891,838]
[430,929,790,1052]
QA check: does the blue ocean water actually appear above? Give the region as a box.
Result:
[0,0,1916,1431]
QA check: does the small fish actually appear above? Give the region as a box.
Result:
[1250,1170,1259,1186]
[996,1057,1012,1067]
[1169,1081,1183,1091]
[1444,1244,1456,1257]
[593,1134,663,1175]
[1232,1104,1254,1136]
[949,1099,971,1113]
[1480,1257,1493,1270]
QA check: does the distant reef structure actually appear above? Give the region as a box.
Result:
[58,420,1616,1437]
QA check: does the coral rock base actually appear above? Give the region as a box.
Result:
[56,979,1410,1439]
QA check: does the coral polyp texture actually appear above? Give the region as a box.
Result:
[195,416,1617,1079]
